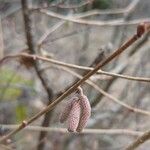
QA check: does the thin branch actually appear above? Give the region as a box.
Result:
[40,9,150,27]
[37,20,65,47]
[0,124,143,136]
[1,53,150,82]
[56,66,150,116]
[39,57,150,82]
[73,0,140,18]
[0,23,148,143]
[126,130,150,150]
[1,53,149,115]
[21,1,54,150]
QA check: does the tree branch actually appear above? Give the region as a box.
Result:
[0,22,149,143]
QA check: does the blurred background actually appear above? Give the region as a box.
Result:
[0,0,150,149]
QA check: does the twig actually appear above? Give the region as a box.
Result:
[40,9,150,26]
[56,66,150,116]
[1,53,149,82]
[39,57,150,82]
[0,22,149,143]
[0,124,143,136]
[126,130,150,150]
[37,21,65,47]
[1,54,149,115]
[73,0,139,18]
[21,1,54,150]
[91,0,140,108]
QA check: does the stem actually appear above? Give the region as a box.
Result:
[126,130,150,150]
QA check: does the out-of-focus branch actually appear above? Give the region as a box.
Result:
[39,57,150,82]
[73,0,140,18]
[21,1,54,150]
[1,53,150,82]
[126,130,150,150]
[40,9,150,26]
[54,66,150,115]
[1,53,150,115]
[0,124,143,136]
[0,22,149,143]
[93,0,147,107]
[37,21,65,48]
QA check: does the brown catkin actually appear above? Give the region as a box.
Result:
[67,100,81,132]
[76,95,91,132]
[59,97,79,123]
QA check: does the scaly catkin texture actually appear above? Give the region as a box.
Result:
[76,95,91,132]
[67,100,81,132]
[59,97,79,123]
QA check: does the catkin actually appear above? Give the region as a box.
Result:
[59,86,91,133]
[67,100,81,132]
[76,95,91,132]
[59,97,79,123]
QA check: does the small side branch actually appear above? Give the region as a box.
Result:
[126,130,150,150]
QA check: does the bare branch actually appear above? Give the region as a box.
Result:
[40,9,150,27]
[0,22,148,143]
[126,130,150,150]
[0,124,143,136]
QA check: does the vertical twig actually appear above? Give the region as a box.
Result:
[21,1,54,150]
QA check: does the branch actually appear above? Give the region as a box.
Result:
[39,9,150,27]
[0,124,143,136]
[55,66,150,116]
[37,21,65,48]
[39,57,150,82]
[126,130,150,150]
[1,53,150,82]
[0,22,149,143]
[73,0,140,18]
[21,1,54,150]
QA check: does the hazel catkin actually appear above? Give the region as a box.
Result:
[59,97,79,123]
[76,95,91,132]
[67,100,81,132]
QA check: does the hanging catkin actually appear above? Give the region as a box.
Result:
[59,97,79,123]
[67,100,81,132]
[76,95,91,132]
[59,86,91,132]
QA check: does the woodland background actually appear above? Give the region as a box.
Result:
[0,0,150,150]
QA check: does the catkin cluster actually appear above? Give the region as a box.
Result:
[59,87,91,132]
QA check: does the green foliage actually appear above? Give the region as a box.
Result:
[92,0,112,9]
[15,104,27,123]
[0,68,33,101]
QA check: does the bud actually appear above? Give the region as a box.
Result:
[67,100,81,132]
[76,95,91,132]
[59,97,79,123]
